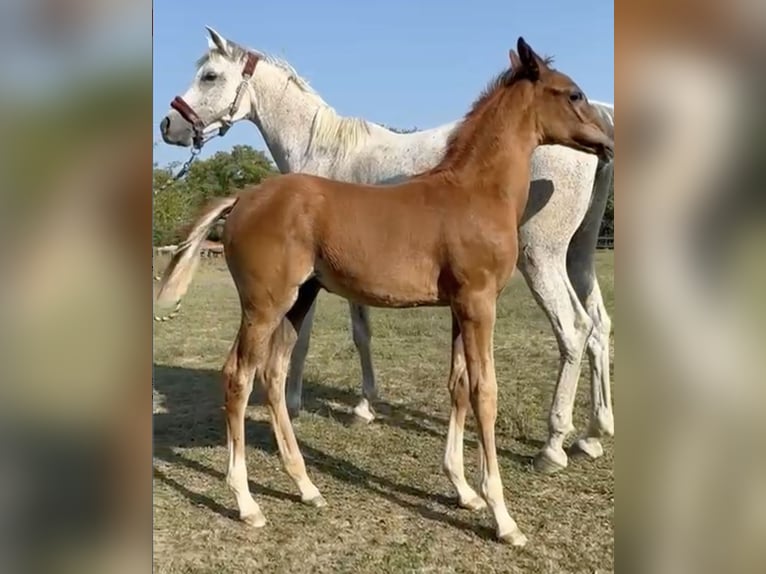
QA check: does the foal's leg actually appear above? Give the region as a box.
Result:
[223,323,269,527]
[285,298,318,418]
[349,303,378,423]
[224,280,322,526]
[567,256,614,459]
[263,280,326,506]
[454,291,526,546]
[442,314,486,511]
[517,248,593,473]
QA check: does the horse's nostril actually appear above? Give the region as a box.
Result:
[160,117,170,135]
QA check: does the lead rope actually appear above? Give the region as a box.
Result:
[154,53,258,323]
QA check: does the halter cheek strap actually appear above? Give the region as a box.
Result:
[219,52,260,136]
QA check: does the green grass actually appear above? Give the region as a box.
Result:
[153,252,614,574]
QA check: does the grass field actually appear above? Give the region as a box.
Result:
[153,251,614,574]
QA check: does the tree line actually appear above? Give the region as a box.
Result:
[153,142,614,246]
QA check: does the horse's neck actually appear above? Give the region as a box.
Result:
[443,104,539,193]
[247,70,321,173]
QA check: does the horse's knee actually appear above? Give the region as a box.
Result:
[223,367,256,408]
[448,369,469,404]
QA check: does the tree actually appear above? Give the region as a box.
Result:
[153,145,277,245]
[598,173,615,242]
[382,125,418,134]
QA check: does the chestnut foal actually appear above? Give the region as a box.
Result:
[156,37,614,544]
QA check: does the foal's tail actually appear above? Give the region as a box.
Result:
[154,196,239,315]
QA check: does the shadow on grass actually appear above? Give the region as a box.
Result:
[154,363,532,462]
[153,362,530,539]
[153,466,240,521]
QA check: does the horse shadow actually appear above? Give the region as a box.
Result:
[153,363,543,539]
[153,364,534,461]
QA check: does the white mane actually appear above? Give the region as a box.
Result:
[592,100,614,139]
[198,41,371,155]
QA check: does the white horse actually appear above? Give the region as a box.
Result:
[159,27,614,473]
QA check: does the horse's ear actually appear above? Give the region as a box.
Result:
[517,37,541,81]
[508,49,522,72]
[205,26,231,56]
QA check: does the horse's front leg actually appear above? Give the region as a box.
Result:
[454,290,527,545]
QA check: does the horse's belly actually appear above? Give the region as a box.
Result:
[314,258,442,308]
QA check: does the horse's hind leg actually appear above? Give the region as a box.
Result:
[567,161,615,459]
[349,303,378,423]
[567,244,614,459]
[518,246,593,474]
[263,279,326,506]
[285,298,318,418]
[224,277,321,525]
[223,326,268,527]
[443,313,486,510]
[576,279,613,458]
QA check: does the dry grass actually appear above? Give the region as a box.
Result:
[153,252,614,574]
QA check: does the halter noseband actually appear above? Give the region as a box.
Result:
[170,52,260,149]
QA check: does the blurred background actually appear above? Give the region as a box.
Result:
[616,1,766,573]
[0,1,151,573]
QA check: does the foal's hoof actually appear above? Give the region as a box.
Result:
[458,496,487,511]
[302,494,327,508]
[498,528,528,547]
[572,437,604,460]
[241,510,267,528]
[533,448,568,475]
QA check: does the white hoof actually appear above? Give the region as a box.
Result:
[302,494,327,508]
[352,399,375,423]
[573,437,604,460]
[533,446,568,474]
[458,495,487,511]
[241,509,266,528]
[498,527,528,547]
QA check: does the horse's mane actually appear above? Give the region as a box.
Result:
[198,41,371,155]
[426,56,555,174]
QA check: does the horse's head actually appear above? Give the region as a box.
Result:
[509,37,614,161]
[160,27,259,148]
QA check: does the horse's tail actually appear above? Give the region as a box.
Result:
[154,196,239,318]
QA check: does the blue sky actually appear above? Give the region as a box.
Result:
[153,0,613,168]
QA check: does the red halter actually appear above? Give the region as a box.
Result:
[170,52,259,149]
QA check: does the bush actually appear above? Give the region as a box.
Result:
[153,145,277,245]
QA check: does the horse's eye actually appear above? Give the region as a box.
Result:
[201,72,218,82]
[569,91,584,103]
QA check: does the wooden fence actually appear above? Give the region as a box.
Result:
[596,236,614,250]
[153,241,224,258]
